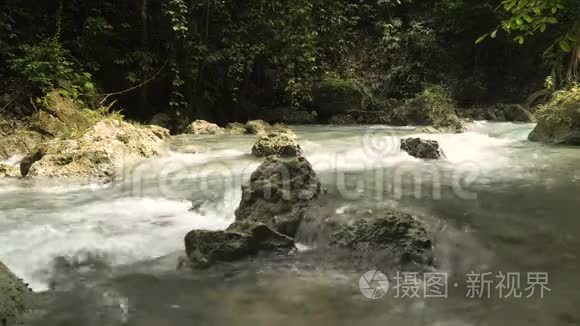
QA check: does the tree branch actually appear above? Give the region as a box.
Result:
[99,61,168,105]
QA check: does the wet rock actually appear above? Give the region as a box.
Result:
[0,261,30,326]
[529,122,580,145]
[0,163,19,178]
[400,137,445,160]
[235,155,323,237]
[185,120,225,135]
[20,119,169,180]
[330,209,434,266]
[225,122,247,135]
[252,132,302,158]
[501,104,535,122]
[245,119,272,135]
[329,114,356,125]
[312,78,365,119]
[184,221,295,268]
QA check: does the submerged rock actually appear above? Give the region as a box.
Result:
[185,120,224,135]
[20,119,169,180]
[252,132,302,158]
[330,209,434,266]
[0,261,30,326]
[184,221,295,268]
[235,155,323,237]
[400,137,445,160]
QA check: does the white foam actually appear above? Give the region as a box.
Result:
[0,193,238,291]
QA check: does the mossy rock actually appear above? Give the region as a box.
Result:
[185,120,225,135]
[529,86,580,145]
[251,132,302,158]
[0,261,30,325]
[235,155,323,237]
[29,92,101,138]
[312,78,365,119]
[0,129,44,160]
[398,86,463,133]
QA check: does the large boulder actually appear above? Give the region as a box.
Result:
[20,119,169,180]
[184,221,295,268]
[235,155,323,237]
[0,261,30,326]
[251,132,302,158]
[500,104,535,122]
[330,209,434,266]
[529,86,580,145]
[245,119,272,135]
[185,120,225,135]
[312,78,365,119]
[401,137,446,160]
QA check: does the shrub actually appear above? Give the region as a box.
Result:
[535,84,580,128]
[9,37,96,101]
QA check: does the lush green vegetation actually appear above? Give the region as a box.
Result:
[0,0,578,125]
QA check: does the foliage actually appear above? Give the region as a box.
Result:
[535,84,580,127]
[8,37,95,101]
[400,85,462,131]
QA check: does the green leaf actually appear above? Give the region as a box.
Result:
[475,34,488,44]
[559,40,571,52]
[533,7,542,15]
[491,30,498,39]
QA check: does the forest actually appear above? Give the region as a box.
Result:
[1,0,578,128]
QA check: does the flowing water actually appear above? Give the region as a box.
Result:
[1,122,579,325]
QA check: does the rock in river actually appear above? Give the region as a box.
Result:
[400,137,446,160]
[252,132,302,158]
[330,209,434,266]
[20,119,169,181]
[1,261,30,326]
[184,221,295,268]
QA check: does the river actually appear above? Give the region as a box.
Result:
[1,122,579,325]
